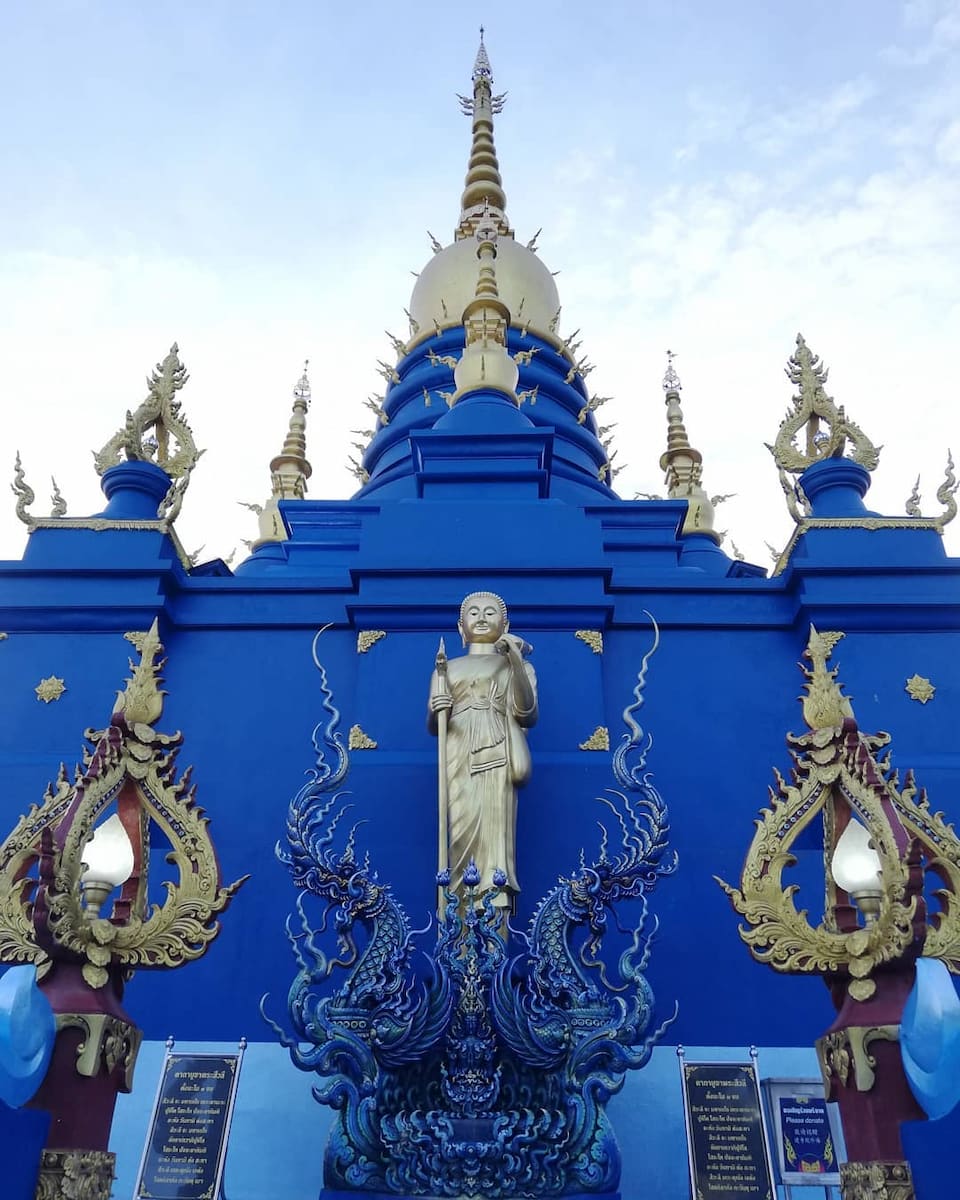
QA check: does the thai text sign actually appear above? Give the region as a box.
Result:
[134,1051,242,1200]
[680,1061,774,1200]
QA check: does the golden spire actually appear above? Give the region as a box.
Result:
[252,364,312,548]
[455,29,512,241]
[270,362,313,501]
[451,224,518,403]
[658,352,718,541]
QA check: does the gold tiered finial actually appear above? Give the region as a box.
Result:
[270,362,313,501]
[455,30,512,242]
[768,334,880,475]
[658,352,718,541]
[249,364,313,547]
[451,224,519,403]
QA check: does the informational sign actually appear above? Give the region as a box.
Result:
[679,1055,775,1200]
[762,1078,843,1187]
[133,1040,245,1200]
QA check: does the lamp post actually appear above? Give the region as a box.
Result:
[720,626,960,1200]
[0,620,245,1200]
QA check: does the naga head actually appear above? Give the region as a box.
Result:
[561,790,677,949]
[286,799,388,926]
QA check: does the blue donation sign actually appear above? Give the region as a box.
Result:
[680,1062,774,1200]
[779,1095,835,1176]
[134,1051,243,1200]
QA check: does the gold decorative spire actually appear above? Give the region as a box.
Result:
[455,30,512,241]
[253,364,313,547]
[451,225,519,403]
[658,352,718,541]
[270,362,313,501]
[768,334,880,475]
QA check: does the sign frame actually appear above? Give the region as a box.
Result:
[677,1046,777,1200]
[132,1036,246,1200]
[761,1076,843,1188]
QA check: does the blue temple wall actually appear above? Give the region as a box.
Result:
[1,448,959,1195]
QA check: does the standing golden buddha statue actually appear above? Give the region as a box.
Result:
[428,592,538,906]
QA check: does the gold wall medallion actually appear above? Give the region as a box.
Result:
[357,630,387,654]
[574,630,603,654]
[35,676,66,703]
[905,674,935,704]
[348,724,378,750]
[578,726,609,751]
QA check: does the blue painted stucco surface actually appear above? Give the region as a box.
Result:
[1,354,959,1196]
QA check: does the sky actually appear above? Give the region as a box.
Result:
[2,0,959,565]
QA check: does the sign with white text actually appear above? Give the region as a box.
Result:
[133,1047,243,1200]
[679,1059,775,1200]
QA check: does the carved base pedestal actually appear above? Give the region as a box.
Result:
[840,1159,915,1200]
[35,1148,116,1200]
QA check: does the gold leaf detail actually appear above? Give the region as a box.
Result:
[848,978,876,1001]
[348,724,378,750]
[579,726,609,751]
[574,630,603,654]
[356,630,387,654]
[905,674,935,704]
[35,676,66,703]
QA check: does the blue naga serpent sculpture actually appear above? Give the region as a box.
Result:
[263,620,676,1198]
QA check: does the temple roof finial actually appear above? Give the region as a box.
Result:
[94,343,201,522]
[455,32,511,242]
[251,363,313,548]
[658,351,719,542]
[269,361,313,502]
[768,334,880,475]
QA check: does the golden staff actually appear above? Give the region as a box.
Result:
[435,637,450,914]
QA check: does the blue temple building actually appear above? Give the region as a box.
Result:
[1,33,959,1200]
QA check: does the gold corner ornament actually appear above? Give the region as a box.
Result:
[35,676,66,703]
[578,726,609,751]
[768,334,880,477]
[94,344,201,523]
[905,674,935,704]
[356,630,387,654]
[0,619,245,991]
[574,630,603,655]
[348,724,378,750]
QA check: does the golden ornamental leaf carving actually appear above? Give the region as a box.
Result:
[719,626,923,987]
[0,627,244,987]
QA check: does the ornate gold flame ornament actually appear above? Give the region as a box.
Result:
[768,335,880,477]
[0,620,245,1200]
[94,344,201,522]
[719,626,960,1199]
[0,620,245,990]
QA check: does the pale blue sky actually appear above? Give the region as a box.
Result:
[2,1,958,560]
